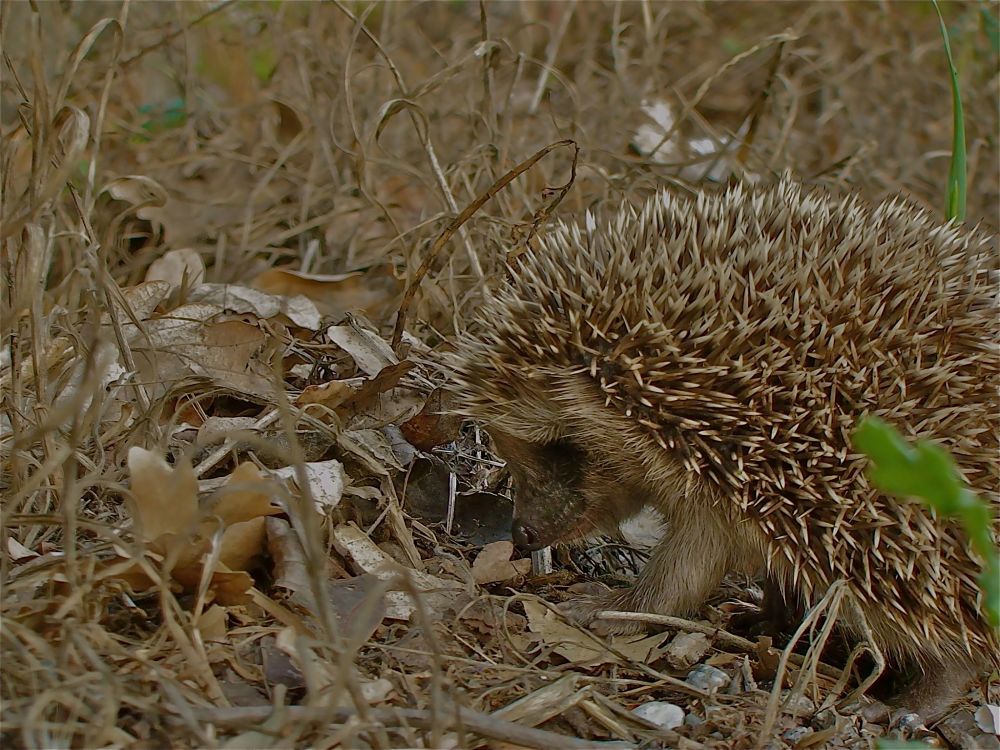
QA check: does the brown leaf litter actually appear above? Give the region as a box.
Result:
[2,3,998,749]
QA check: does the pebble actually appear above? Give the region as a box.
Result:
[782,727,813,743]
[683,713,705,728]
[779,691,816,716]
[632,701,685,730]
[685,664,730,691]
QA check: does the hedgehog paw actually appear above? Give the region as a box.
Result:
[558,594,647,636]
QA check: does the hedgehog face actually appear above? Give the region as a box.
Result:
[490,430,638,550]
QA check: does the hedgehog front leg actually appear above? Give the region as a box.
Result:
[561,505,736,636]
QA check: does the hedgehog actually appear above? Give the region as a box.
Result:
[448,178,999,720]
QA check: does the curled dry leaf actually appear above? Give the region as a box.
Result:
[117,453,285,605]
[294,361,412,417]
[271,459,345,513]
[295,379,354,409]
[400,388,462,450]
[331,523,464,621]
[663,631,712,670]
[111,280,173,322]
[338,361,414,420]
[188,283,321,330]
[326,319,398,377]
[338,428,403,475]
[144,248,206,288]
[127,304,276,400]
[7,538,38,562]
[253,264,403,321]
[212,462,285,526]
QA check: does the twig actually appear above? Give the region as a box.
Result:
[755,581,852,748]
[597,609,844,679]
[333,0,484,279]
[390,139,578,352]
[185,704,635,749]
[598,610,758,652]
[119,0,238,68]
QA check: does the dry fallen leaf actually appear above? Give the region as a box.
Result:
[197,604,228,642]
[522,599,667,668]
[400,388,462,450]
[144,247,206,288]
[471,541,532,584]
[331,523,464,621]
[7,538,38,562]
[326,319,398,377]
[127,304,276,400]
[119,455,286,605]
[188,283,321,330]
[663,631,711,670]
[295,379,355,408]
[212,462,284,526]
[271,459,345,513]
[127,447,199,544]
[253,264,402,320]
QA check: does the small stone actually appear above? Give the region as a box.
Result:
[780,691,815,716]
[811,708,839,730]
[782,727,812,743]
[893,711,926,734]
[632,701,685,730]
[683,713,705,728]
[685,664,730,691]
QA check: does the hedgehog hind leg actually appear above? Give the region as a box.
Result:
[888,654,982,724]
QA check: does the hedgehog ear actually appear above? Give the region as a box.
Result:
[483,369,568,444]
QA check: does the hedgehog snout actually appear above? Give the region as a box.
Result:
[511,519,544,551]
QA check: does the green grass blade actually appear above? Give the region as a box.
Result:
[932,0,967,223]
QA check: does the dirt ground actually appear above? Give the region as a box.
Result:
[1,2,998,749]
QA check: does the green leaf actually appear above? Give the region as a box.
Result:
[854,416,999,627]
[852,418,962,505]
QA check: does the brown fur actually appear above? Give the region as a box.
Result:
[449,179,1000,720]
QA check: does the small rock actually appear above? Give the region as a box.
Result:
[633,701,685,730]
[893,711,926,734]
[812,708,839,730]
[683,713,705,728]
[685,664,730,691]
[780,691,815,716]
[782,726,813,743]
[974,735,1000,750]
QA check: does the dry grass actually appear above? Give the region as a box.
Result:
[1,2,997,748]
